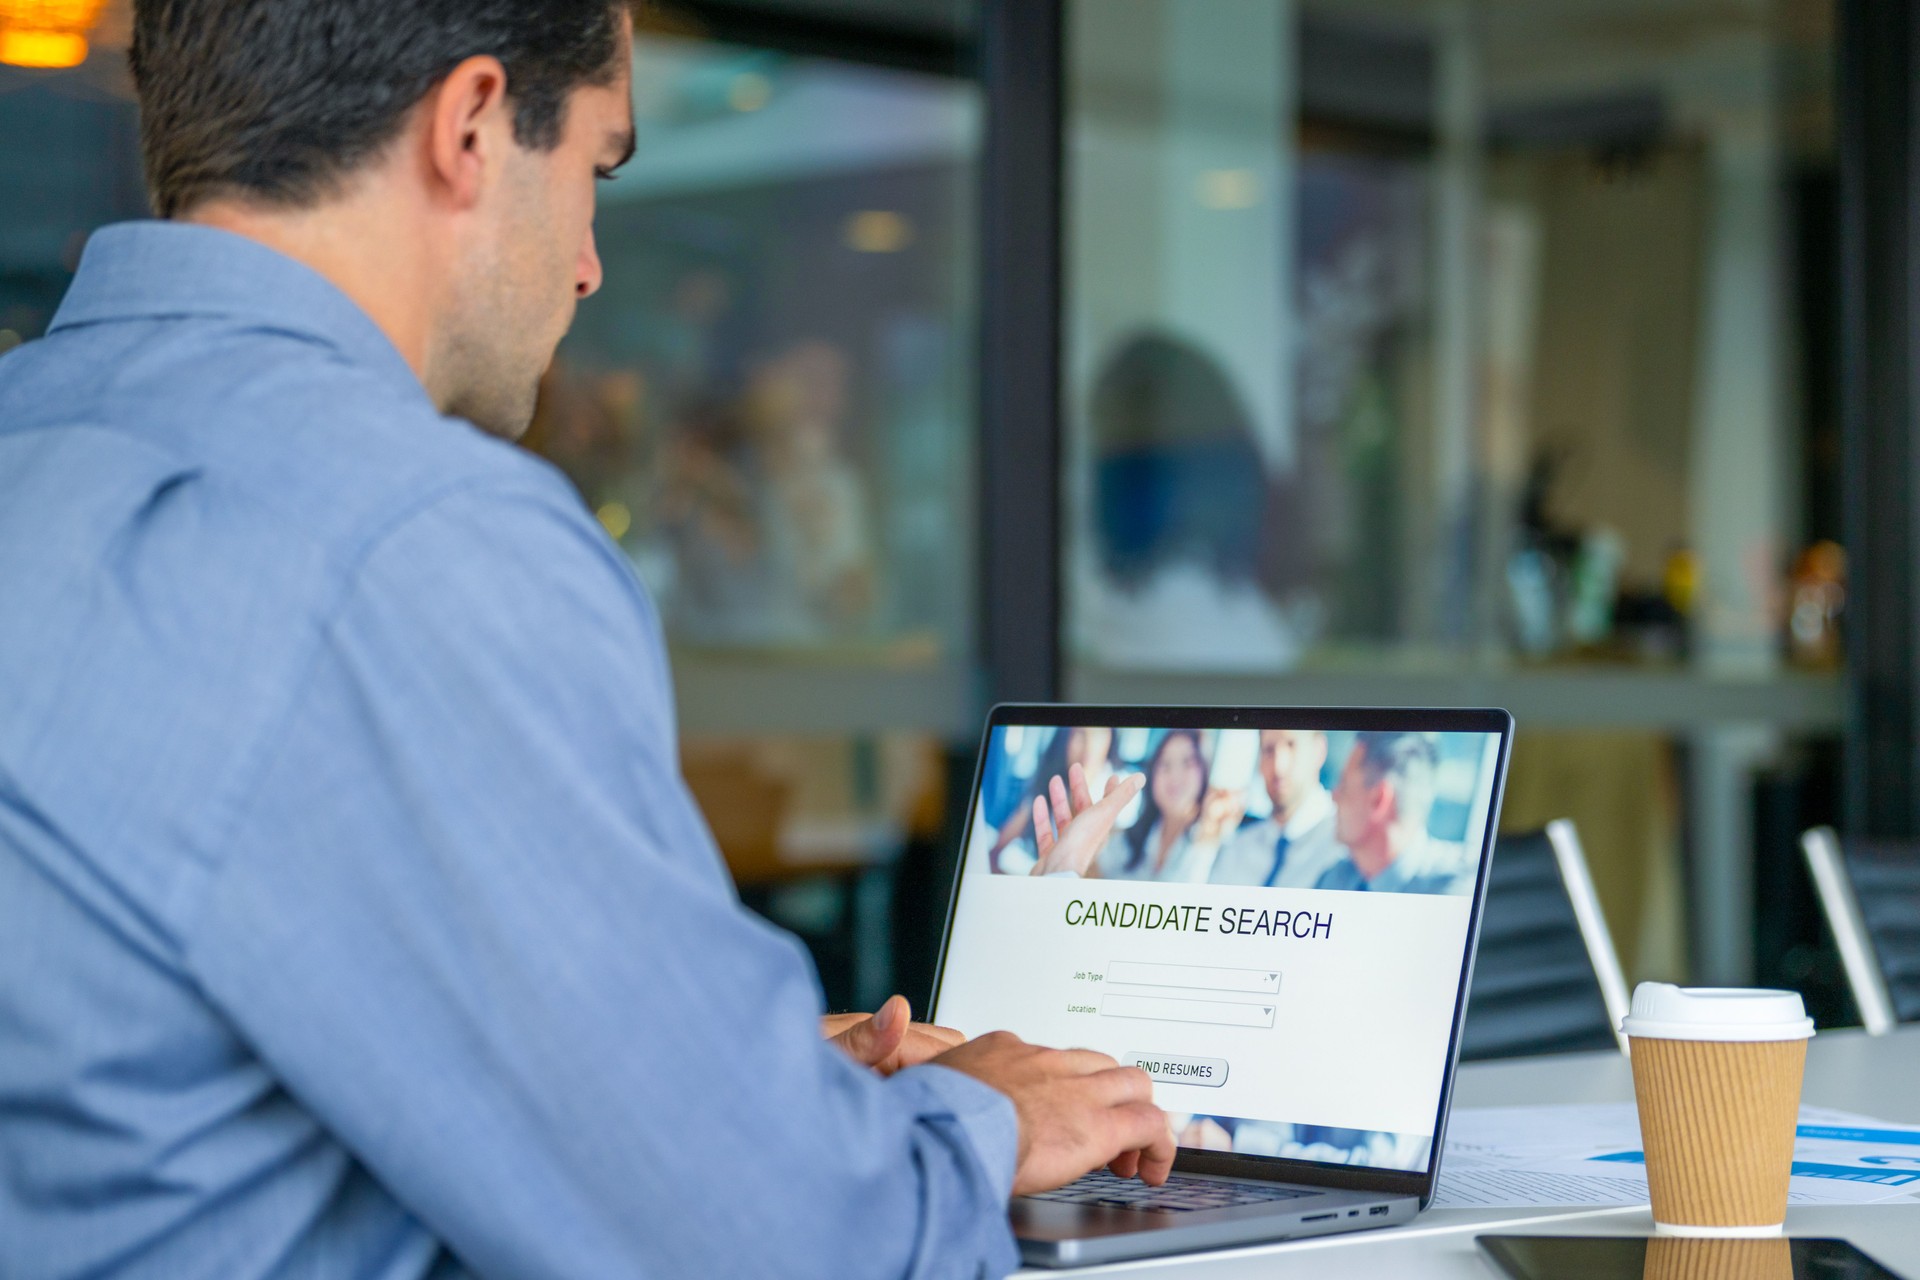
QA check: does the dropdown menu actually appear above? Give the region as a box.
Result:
[1105,961,1281,994]
[1100,993,1277,1028]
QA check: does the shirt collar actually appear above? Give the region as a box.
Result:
[1368,848,1417,893]
[1369,835,1455,892]
[1318,858,1363,891]
[51,221,424,398]
[1280,786,1332,840]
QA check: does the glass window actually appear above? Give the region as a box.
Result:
[529,23,981,678]
[1063,0,1837,679]
[520,10,985,1010]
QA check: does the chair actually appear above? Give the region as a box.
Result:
[1800,827,1920,1034]
[1460,819,1632,1061]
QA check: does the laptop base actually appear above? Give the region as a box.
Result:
[1013,1179,1419,1268]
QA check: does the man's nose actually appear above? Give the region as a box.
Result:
[577,224,604,299]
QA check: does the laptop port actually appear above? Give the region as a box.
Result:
[1368,1205,1391,1217]
[1301,1213,1337,1223]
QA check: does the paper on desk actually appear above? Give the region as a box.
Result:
[1431,1104,1920,1210]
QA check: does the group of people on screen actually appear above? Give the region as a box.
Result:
[985,726,1479,896]
[1169,1114,1432,1172]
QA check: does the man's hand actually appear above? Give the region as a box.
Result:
[932,1031,1176,1195]
[824,995,965,1076]
[1029,764,1145,877]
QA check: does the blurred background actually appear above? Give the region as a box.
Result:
[7,0,1904,1026]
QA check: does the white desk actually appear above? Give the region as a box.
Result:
[1017,1026,1920,1277]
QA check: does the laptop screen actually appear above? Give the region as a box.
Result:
[932,707,1510,1180]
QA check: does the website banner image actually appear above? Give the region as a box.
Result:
[936,723,1502,1173]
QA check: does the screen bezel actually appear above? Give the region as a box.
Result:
[928,702,1515,1209]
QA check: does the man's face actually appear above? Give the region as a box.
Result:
[442,37,635,438]
[1258,729,1327,816]
[1331,745,1386,848]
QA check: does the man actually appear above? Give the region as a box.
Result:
[0,3,1171,1276]
[1317,732,1472,895]
[1206,729,1342,888]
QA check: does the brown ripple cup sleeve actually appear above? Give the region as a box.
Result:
[1622,983,1816,1238]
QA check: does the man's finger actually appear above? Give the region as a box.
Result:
[1079,1064,1156,1106]
[914,1022,967,1050]
[1037,1047,1123,1077]
[818,1011,864,1039]
[886,1024,967,1072]
[830,994,907,1068]
[1107,1150,1142,1181]
[1110,1103,1177,1186]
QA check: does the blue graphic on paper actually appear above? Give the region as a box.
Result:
[1794,1126,1920,1146]
[1589,1148,1920,1187]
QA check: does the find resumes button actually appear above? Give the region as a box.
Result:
[1123,1053,1228,1088]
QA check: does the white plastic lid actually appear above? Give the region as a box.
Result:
[1619,983,1816,1042]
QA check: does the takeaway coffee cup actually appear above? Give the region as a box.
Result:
[1622,983,1815,1237]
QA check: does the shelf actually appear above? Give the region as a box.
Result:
[1065,665,1845,733]
[671,650,1844,738]
[671,651,974,737]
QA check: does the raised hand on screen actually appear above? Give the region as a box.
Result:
[1192,786,1248,846]
[1030,762,1145,877]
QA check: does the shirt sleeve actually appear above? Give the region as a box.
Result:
[180,480,1020,1279]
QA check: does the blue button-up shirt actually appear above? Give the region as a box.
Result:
[1312,838,1473,895]
[0,222,1018,1279]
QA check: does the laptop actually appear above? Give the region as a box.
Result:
[930,704,1513,1267]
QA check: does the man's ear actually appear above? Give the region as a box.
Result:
[1372,779,1398,827]
[424,55,513,209]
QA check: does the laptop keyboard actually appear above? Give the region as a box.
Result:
[1024,1169,1316,1214]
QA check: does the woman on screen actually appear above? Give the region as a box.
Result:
[1095,729,1219,882]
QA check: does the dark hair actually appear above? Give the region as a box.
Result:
[1124,729,1210,873]
[131,0,630,218]
[1351,731,1438,830]
[1088,331,1267,591]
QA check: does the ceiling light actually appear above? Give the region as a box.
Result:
[596,501,633,541]
[0,0,108,70]
[728,72,771,113]
[845,210,914,254]
[1196,168,1261,210]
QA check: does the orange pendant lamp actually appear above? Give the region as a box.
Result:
[0,0,109,69]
